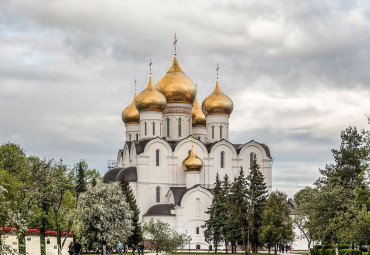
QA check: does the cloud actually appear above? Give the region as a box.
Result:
[0,0,369,197]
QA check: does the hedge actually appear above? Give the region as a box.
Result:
[338,249,361,255]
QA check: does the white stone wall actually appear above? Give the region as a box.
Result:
[139,111,163,140]
[206,114,230,143]
[192,126,206,143]
[163,103,192,141]
[125,123,140,142]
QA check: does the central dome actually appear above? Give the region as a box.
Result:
[156,55,196,104]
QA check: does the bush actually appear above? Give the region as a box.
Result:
[338,249,361,255]
[326,249,335,255]
[338,244,350,250]
[19,244,25,255]
[311,249,317,255]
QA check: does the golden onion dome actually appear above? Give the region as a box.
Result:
[202,78,233,115]
[156,55,196,104]
[122,90,140,124]
[192,97,206,127]
[182,146,203,172]
[136,74,167,112]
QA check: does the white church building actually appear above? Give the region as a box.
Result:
[104,44,272,250]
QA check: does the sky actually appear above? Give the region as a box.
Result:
[0,0,369,198]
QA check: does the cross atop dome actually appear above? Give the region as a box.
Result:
[173,33,177,55]
[216,63,220,79]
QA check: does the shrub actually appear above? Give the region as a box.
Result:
[338,244,350,250]
[338,249,361,255]
[326,249,335,255]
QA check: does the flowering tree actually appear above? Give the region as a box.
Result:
[76,182,133,251]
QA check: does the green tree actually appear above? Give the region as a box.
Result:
[142,219,173,255]
[259,191,293,255]
[246,155,268,254]
[221,174,231,253]
[120,175,142,247]
[203,173,224,253]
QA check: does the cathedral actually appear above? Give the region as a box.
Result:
[104,41,272,249]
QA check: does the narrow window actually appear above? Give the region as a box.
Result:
[129,134,132,141]
[221,151,225,168]
[178,118,182,137]
[156,149,160,166]
[196,227,200,235]
[156,186,160,202]
[220,126,223,139]
[153,122,155,136]
[196,198,200,217]
[212,126,215,139]
[145,122,147,135]
[250,152,255,167]
[167,118,170,137]
[136,134,138,141]
[160,123,162,136]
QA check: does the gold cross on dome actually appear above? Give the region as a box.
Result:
[173,33,177,55]
[216,63,220,79]
[149,58,152,74]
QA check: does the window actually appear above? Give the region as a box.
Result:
[156,186,160,202]
[167,118,170,137]
[250,152,255,167]
[196,245,201,250]
[221,151,225,168]
[136,134,138,141]
[196,198,200,217]
[178,118,182,137]
[212,126,215,139]
[129,134,132,141]
[145,122,147,135]
[156,149,160,166]
[153,122,155,136]
[220,126,223,139]
[160,123,162,136]
[196,227,200,235]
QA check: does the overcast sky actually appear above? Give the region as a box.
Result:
[1,0,369,197]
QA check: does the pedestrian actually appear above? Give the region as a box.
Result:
[68,241,74,255]
[282,245,285,253]
[132,244,136,255]
[117,241,124,255]
[139,243,144,255]
[285,244,289,253]
[124,244,128,254]
[137,244,141,255]
[107,243,112,255]
[74,239,82,255]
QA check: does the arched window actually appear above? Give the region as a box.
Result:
[212,126,215,139]
[220,126,223,139]
[153,122,155,136]
[196,227,200,235]
[178,118,182,137]
[136,134,138,141]
[220,151,225,168]
[145,122,147,135]
[156,186,160,202]
[156,149,160,166]
[250,152,255,167]
[196,198,200,217]
[160,123,162,136]
[129,134,132,141]
[167,118,170,137]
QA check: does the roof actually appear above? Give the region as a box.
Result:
[116,167,137,182]
[103,167,123,183]
[132,136,272,159]
[143,204,175,216]
[169,187,187,205]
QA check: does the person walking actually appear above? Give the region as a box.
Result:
[117,241,124,255]
[139,243,144,255]
[107,243,112,255]
[137,244,140,255]
[131,244,136,255]
[124,244,128,254]
[68,241,74,255]
[74,239,82,255]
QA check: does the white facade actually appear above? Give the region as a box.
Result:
[105,54,273,250]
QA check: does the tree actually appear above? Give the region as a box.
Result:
[246,155,268,254]
[120,175,142,247]
[227,168,249,254]
[221,174,231,253]
[259,191,294,255]
[142,219,173,255]
[203,173,224,253]
[76,182,133,251]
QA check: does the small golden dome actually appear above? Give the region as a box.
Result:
[136,75,167,112]
[202,78,233,115]
[156,55,196,104]
[192,97,206,127]
[182,146,203,172]
[122,90,140,124]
